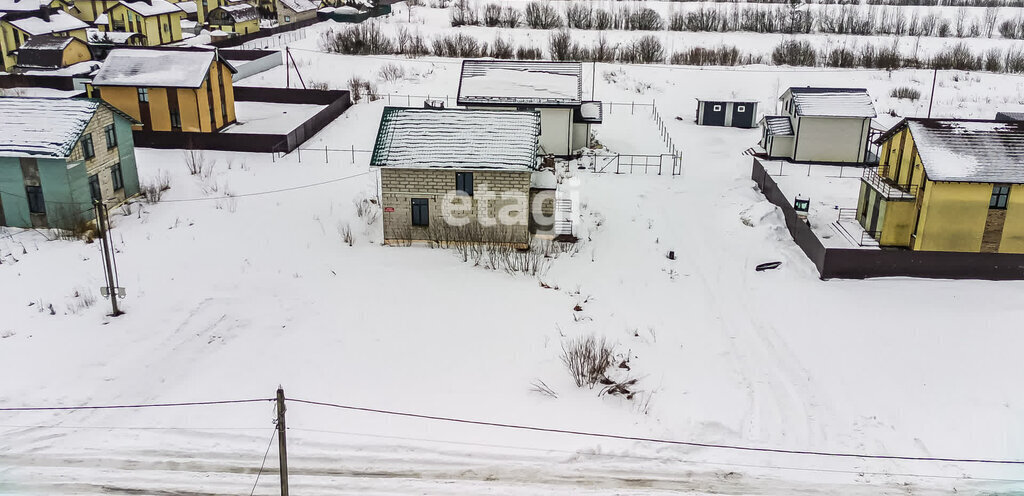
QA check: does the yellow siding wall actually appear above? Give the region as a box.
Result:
[75,0,118,22]
[62,39,93,66]
[106,5,183,45]
[914,181,991,252]
[998,185,1024,253]
[210,17,258,34]
[879,199,916,247]
[95,85,141,123]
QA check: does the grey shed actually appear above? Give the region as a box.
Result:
[696,99,758,128]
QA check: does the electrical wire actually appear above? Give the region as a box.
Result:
[152,171,371,203]
[286,427,1024,484]
[0,398,274,412]
[286,398,1024,466]
[249,428,278,496]
[0,424,269,431]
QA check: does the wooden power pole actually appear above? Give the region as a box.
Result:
[94,199,121,317]
[276,387,289,496]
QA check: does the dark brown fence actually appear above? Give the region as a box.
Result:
[751,158,827,274]
[0,74,78,91]
[751,158,1024,280]
[133,87,351,153]
[209,17,320,48]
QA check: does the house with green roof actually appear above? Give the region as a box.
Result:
[371,107,542,247]
[0,96,140,230]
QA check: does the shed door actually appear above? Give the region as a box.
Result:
[731,103,754,128]
[702,102,726,126]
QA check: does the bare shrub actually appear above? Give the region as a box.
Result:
[515,45,543,60]
[565,3,592,29]
[625,7,663,30]
[318,22,393,55]
[500,6,521,27]
[482,2,501,26]
[823,46,857,68]
[354,197,380,226]
[377,63,405,82]
[524,1,562,29]
[561,335,614,388]
[450,0,479,26]
[140,171,171,204]
[1006,47,1024,72]
[671,45,741,66]
[617,35,664,64]
[931,42,982,71]
[307,80,329,90]
[347,76,378,103]
[985,48,1004,72]
[591,34,616,62]
[530,379,558,398]
[491,36,514,59]
[183,149,208,176]
[772,39,816,66]
[431,32,481,57]
[339,222,354,246]
[594,8,615,30]
[890,86,921,100]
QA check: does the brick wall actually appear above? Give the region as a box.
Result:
[380,167,532,246]
[69,106,128,204]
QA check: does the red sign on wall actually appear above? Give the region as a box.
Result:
[384,207,395,212]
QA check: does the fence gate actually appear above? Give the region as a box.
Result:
[584,153,681,176]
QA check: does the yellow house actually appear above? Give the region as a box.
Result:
[858,118,1024,253]
[99,0,184,46]
[206,3,258,34]
[0,9,88,70]
[70,0,118,22]
[15,34,92,71]
[91,48,238,132]
[191,0,226,25]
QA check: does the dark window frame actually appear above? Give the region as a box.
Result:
[411,198,429,226]
[88,174,102,201]
[25,185,45,214]
[111,163,124,191]
[81,134,95,160]
[104,124,118,149]
[991,184,1010,209]
[137,87,149,102]
[170,110,182,129]
[455,172,473,196]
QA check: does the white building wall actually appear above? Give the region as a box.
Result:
[539,108,571,155]
[793,116,870,163]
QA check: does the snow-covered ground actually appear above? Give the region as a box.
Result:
[2,19,1024,496]
[767,160,874,248]
[226,101,327,134]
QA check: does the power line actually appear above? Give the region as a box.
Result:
[249,428,278,496]
[0,398,274,412]
[153,171,371,203]
[286,398,1024,466]
[0,424,269,431]
[286,427,1024,484]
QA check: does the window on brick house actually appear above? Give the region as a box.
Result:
[111,163,124,191]
[411,198,429,226]
[456,172,473,196]
[81,134,95,159]
[104,124,117,148]
[89,174,102,201]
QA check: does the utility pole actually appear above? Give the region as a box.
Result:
[94,199,121,317]
[927,68,938,119]
[276,387,289,496]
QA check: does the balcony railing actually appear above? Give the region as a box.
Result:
[862,167,916,200]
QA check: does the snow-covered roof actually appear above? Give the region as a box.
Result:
[93,48,228,88]
[119,0,184,16]
[576,100,602,123]
[458,60,582,106]
[787,87,876,118]
[87,27,142,43]
[278,0,316,13]
[8,11,87,35]
[996,111,1024,122]
[763,115,794,136]
[0,97,99,158]
[896,119,1024,184]
[94,12,108,23]
[175,0,196,13]
[0,0,49,13]
[371,108,540,171]
[18,33,74,50]
[211,3,258,22]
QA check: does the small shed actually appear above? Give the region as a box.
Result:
[15,35,92,71]
[696,99,757,128]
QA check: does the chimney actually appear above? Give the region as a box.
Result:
[39,5,51,21]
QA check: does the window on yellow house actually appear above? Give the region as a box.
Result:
[991,185,1010,209]
[137,87,149,102]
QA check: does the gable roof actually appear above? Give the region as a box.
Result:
[16,35,88,68]
[278,0,317,12]
[8,10,87,35]
[885,118,1024,184]
[785,87,876,118]
[457,60,583,106]
[117,0,184,16]
[92,48,234,88]
[175,0,196,13]
[0,97,132,158]
[0,0,50,13]
[371,107,540,171]
[762,115,794,136]
[210,2,257,22]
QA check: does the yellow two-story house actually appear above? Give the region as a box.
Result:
[90,48,237,132]
[206,2,257,34]
[858,118,1024,253]
[98,0,183,45]
[0,8,88,70]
